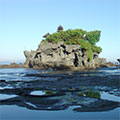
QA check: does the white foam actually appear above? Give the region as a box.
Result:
[25,102,37,108]
[68,105,81,110]
[0,86,13,90]
[101,91,120,102]
[30,91,45,95]
[0,94,17,100]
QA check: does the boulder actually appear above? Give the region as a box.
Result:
[24,42,106,70]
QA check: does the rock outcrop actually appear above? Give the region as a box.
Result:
[24,42,106,70]
[24,26,106,70]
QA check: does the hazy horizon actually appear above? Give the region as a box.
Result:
[0,0,120,63]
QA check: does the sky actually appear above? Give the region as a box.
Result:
[0,0,120,63]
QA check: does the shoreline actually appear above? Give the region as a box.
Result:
[0,62,116,70]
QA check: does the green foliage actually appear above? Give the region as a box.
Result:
[77,90,101,99]
[45,91,54,95]
[86,30,101,45]
[85,91,101,99]
[92,45,102,53]
[87,49,93,61]
[43,28,102,61]
[84,90,100,99]
[76,39,91,50]
[46,29,87,43]
[46,32,63,43]
[65,38,91,50]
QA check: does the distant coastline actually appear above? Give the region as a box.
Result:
[0,62,24,68]
[0,62,24,65]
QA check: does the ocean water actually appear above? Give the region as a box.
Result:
[0,67,120,120]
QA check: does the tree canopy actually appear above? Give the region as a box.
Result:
[42,28,102,61]
[86,30,101,45]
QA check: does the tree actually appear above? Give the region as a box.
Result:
[86,30,101,45]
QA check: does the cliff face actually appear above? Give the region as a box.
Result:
[24,41,106,70]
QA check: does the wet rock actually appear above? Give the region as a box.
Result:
[0,80,6,82]
[73,100,120,112]
[0,89,119,112]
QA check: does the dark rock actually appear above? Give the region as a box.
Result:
[73,100,120,112]
[24,42,106,70]
[0,80,6,82]
[117,59,120,63]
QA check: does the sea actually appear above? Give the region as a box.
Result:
[0,63,120,120]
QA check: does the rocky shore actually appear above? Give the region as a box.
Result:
[0,67,120,111]
[0,61,115,69]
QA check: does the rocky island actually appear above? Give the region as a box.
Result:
[24,26,106,70]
